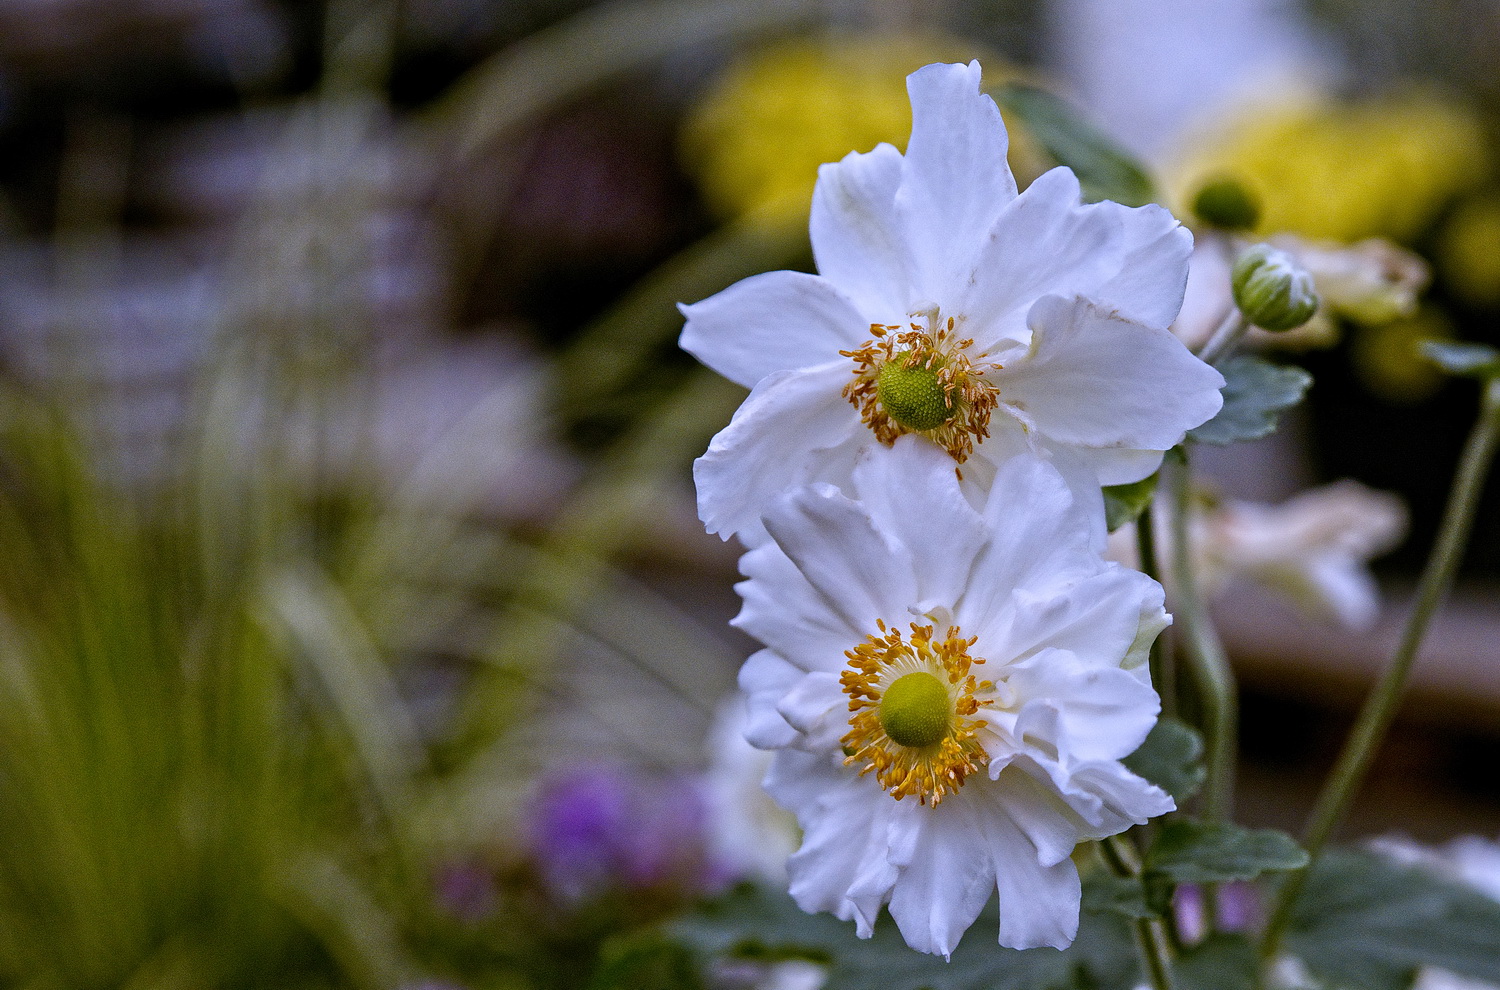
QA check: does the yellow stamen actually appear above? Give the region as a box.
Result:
[841,311,1001,463]
[840,619,993,806]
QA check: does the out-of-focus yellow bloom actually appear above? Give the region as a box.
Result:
[681,33,1041,225]
[1437,193,1500,306]
[1351,305,1455,404]
[1172,88,1489,245]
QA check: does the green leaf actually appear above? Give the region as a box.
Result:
[1103,474,1157,532]
[1081,871,1157,919]
[1287,848,1500,990]
[1146,820,1308,884]
[1123,718,1206,802]
[1188,355,1312,446]
[675,881,1142,990]
[1420,340,1500,380]
[1173,933,1256,990]
[589,934,706,990]
[990,83,1158,207]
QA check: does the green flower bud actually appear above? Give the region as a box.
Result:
[1232,244,1321,331]
[878,671,950,748]
[877,355,955,431]
[1191,176,1262,231]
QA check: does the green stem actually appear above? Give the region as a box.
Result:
[1196,310,1251,366]
[1165,450,1237,825]
[1260,377,1500,962]
[1137,504,1176,718]
[1100,837,1177,990]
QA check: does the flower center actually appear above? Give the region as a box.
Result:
[841,310,1001,464]
[840,619,992,805]
[875,359,955,431]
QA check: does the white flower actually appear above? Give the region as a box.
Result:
[734,437,1174,955]
[681,60,1225,544]
[1108,480,1405,630]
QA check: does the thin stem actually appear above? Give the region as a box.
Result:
[1137,504,1176,718]
[1196,309,1251,366]
[1260,377,1500,962]
[1100,836,1177,990]
[1165,450,1237,824]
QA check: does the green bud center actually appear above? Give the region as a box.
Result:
[876,356,955,432]
[878,672,951,749]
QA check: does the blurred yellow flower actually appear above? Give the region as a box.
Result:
[1172,88,1489,244]
[681,33,1039,224]
[1351,305,1455,404]
[1437,193,1500,306]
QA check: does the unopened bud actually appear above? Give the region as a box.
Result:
[1232,245,1320,331]
[1192,176,1261,231]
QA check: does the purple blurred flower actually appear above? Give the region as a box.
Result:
[526,763,712,905]
[1174,882,1264,943]
[433,860,498,923]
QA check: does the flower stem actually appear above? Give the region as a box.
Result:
[1259,376,1500,962]
[1100,836,1178,990]
[1164,449,1237,825]
[1196,310,1251,366]
[1137,504,1176,718]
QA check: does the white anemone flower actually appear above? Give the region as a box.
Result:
[734,437,1174,955]
[681,60,1225,544]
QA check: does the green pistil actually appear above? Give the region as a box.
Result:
[879,672,951,748]
[877,356,955,432]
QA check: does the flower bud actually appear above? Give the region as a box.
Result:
[1232,244,1320,331]
[1191,176,1261,231]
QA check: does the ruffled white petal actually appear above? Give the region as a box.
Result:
[995,295,1224,454]
[848,437,988,612]
[984,567,1168,675]
[959,167,1192,350]
[734,539,865,674]
[998,648,1162,762]
[679,271,868,389]
[811,143,913,317]
[693,361,865,543]
[762,481,918,637]
[768,750,898,937]
[895,61,1018,305]
[885,800,994,957]
[739,650,806,750]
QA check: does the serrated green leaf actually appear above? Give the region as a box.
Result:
[1103,474,1158,532]
[990,83,1157,207]
[1286,848,1500,990]
[1123,718,1206,802]
[1146,820,1308,884]
[1173,933,1256,990]
[1081,871,1157,919]
[1420,340,1500,380]
[675,880,1142,990]
[1188,355,1312,446]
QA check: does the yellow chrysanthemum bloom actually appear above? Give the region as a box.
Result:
[1172,88,1489,245]
[681,33,1043,224]
[1437,193,1500,306]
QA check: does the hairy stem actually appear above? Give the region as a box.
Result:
[1100,836,1177,990]
[1260,377,1500,962]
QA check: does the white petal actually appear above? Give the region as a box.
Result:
[678,271,869,389]
[996,295,1224,453]
[738,650,805,750]
[955,455,1101,639]
[895,61,1018,304]
[775,671,847,753]
[885,800,995,957]
[735,540,864,674]
[1001,648,1162,762]
[811,143,913,316]
[767,750,897,938]
[992,568,1167,675]
[1052,761,1175,837]
[848,437,989,612]
[967,786,1083,949]
[762,482,919,643]
[959,168,1192,349]
[693,362,865,543]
